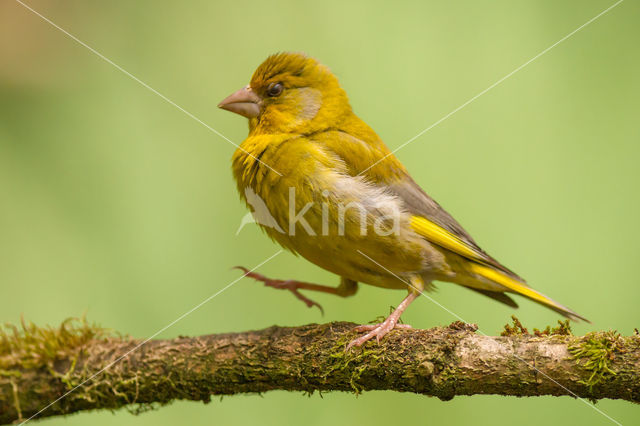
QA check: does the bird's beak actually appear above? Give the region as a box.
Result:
[218,85,262,118]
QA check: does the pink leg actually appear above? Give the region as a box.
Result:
[235,266,345,314]
[346,292,418,351]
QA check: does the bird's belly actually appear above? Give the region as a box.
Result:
[264,192,443,289]
[279,231,424,290]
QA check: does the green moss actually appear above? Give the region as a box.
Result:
[501,316,529,336]
[0,316,112,419]
[569,331,621,391]
[0,315,110,372]
[327,332,387,393]
[310,323,410,394]
[501,317,573,337]
[533,320,573,337]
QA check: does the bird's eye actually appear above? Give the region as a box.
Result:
[266,82,283,97]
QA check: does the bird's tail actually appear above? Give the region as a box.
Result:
[469,263,590,322]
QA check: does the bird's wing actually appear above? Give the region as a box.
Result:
[387,176,524,280]
[313,129,515,275]
[317,130,587,321]
[389,175,589,322]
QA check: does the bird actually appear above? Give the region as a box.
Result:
[218,52,588,349]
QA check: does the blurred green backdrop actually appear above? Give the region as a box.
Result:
[1,0,639,424]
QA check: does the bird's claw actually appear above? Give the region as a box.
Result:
[234,266,324,314]
[352,323,412,332]
[346,319,412,351]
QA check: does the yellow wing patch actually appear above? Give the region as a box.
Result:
[409,214,588,321]
[469,263,549,306]
[411,215,549,305]
[410,216,485,263]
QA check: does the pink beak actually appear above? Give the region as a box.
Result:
[218,85,262,118]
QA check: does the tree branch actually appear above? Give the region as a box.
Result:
[1,320,639,424]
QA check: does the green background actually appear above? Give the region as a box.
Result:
[1,0,638,424]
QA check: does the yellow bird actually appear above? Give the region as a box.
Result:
[219,52,588,349]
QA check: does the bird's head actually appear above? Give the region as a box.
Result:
[218,52,351,134]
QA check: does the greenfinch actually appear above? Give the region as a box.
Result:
[219,52,587,349]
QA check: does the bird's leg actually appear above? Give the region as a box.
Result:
[346,291,418,351]
[234,267,357,314]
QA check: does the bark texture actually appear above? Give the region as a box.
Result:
[1,321,639,424]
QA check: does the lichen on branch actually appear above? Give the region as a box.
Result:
[0,318,639,425]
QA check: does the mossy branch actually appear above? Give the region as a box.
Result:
[1,318,639,424]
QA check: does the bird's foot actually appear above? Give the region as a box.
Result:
[346,292,418,351]
[234,266,324,313]
[346,319,412,351]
